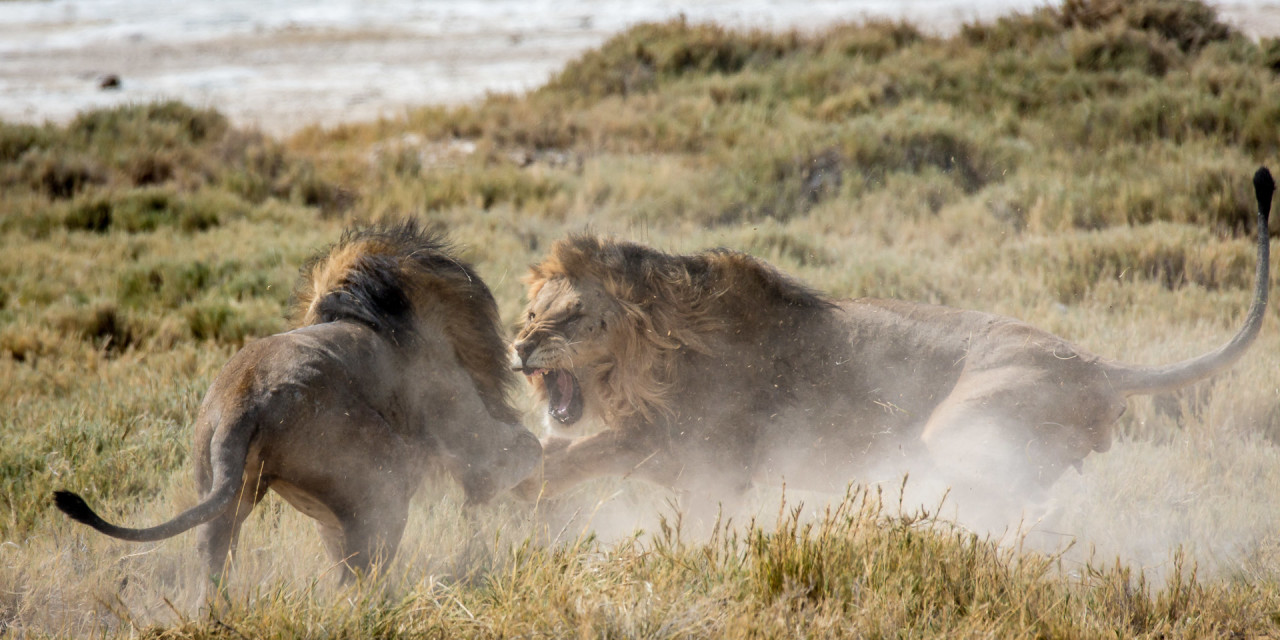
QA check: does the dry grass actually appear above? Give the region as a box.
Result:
[4,0,1280,636]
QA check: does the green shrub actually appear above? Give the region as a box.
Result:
[961,9,1065,50]
[843,110,1012,195]
[281,162,352,216]
[59,187,244,234]
[1069,24,1181,76]
[1262,37,1280,72]
[216,130,350,215]
[545,18,801,99]
[118,260,219,308]
[13,149,107,199]
[67,100,229,149]
[1058,0,1233,54]
[417,163,570,214]
[0,101,349,220]
[713,146,846,223]
[116,146,186,186]
[183,299,280,344]
[216,131,291,202]
[61,196,113,232]
[0,123,54,163]
[51,301,140,354]
[822,20,924,60]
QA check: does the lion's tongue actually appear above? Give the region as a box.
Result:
[553,370,574,415]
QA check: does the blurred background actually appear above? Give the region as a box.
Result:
[3,0,1276,134]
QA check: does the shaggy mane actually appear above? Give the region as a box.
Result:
[293,220,520,424]
[529,234,832,310]
[526,234,833,422]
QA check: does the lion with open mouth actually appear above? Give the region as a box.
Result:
[511,169,1273,520]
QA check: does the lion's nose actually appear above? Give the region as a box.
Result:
[512,340,535,369]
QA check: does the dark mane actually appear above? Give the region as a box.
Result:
[294,220,521,424]
[535,234,834,313]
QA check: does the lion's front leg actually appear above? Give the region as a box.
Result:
[513,427,673,500]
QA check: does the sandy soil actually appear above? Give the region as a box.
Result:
[0,2,1276,136]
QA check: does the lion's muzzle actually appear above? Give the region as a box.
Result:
[520,367,583,426]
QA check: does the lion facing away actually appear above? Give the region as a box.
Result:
[511,169,1273,520]
[55,221,541,585]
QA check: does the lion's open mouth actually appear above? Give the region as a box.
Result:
[526,368,584,425]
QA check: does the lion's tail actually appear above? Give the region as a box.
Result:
[1110,167,1272,395]
[53,412,255,543]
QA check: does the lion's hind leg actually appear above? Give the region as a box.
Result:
[273,472,413,584]
[315,498,411,583]
[919,367,1122,530]
[293,406,418,583]
[196,474,270,602]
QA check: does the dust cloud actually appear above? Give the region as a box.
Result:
[531,386,1280,585]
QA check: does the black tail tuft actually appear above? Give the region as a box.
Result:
[1254,166,1274,224]
[54,490,101,527]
